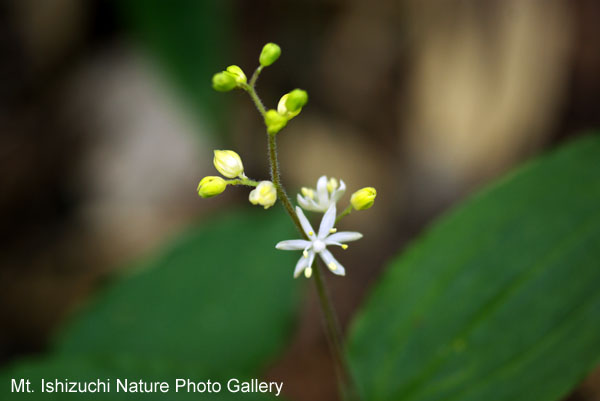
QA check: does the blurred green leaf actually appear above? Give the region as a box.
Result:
[116,0,233,135]
[348,135,600,401]
[1,210,299,400]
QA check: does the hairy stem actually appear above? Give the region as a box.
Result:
[227,177,259,187]
[249,65,263,88]
[312,260,360,400]
[245,79,360,401]
[243,70,266,117]
[267,134,303,231]
[267,132,359,401]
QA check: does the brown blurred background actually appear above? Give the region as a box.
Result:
[1,1,599,400]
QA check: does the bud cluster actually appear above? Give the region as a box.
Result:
[212,65,247,92]
[265,89,309,135]
[197,149,277,209]
[199,42,378,278]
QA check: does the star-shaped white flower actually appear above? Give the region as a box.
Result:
[276,204,362,278]
[297,175,346,213]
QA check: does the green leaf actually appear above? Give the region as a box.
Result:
[1,210,299,400]
[347,135,600,401]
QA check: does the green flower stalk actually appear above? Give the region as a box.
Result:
[199,42,377,401]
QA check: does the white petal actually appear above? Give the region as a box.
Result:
[295,206,315,237]
[297,194,322,212]
[293,255,310,278]
[297,194,312,210]
[332,179,346,203]
[326,231,363,244]
[319,249,346,276]
[276,239,311,250]
[312,202,329,212]
[318,204,337,239]
[316,176,328,203]
[307,251,315,271]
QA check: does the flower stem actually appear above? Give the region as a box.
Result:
[250,65,263,88]
[312,260,360,401]
[267,134,303,230]
[243,70,266,117]
[336,204,354,224]
[267,131,360,401]
[227,177,259,187]
[246,78,360,401]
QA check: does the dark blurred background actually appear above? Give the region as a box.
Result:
[1,0,599,400]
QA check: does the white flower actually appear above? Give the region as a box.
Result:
[249,181,277,209]
[297,175,346,213]
[276,204,362,278]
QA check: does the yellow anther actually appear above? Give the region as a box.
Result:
[303,250,309,258]
[304,267,313,278]
[329,228,337,233]
[327,177,338,193]
[301,187,315,199]
[341,244,348,250]
[328,262,337,271]
[308,231,314,236]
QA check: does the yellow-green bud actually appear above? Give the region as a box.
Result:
[350,187,377,210]
[285,89,308,112]
[198,176,227,198]
[249,181,277,209]
[226,65,247,85]
[213,149,244,178]
[259,43,281,67]
[277,89,308,119]
[277,94,299,119]
[265,109,288,135]
[212,72,236,92]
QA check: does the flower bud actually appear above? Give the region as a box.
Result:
[265,109,288,135]
[350,187,377,210]
[285,89,308,112]
[277,94,296,118]
[198,176,227,198]
[277,89,308,119]
[212,72,236,92]
[213,150,244,178]
[259,43,281,67]
[226,65,247,85]
[249,181,277,209]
